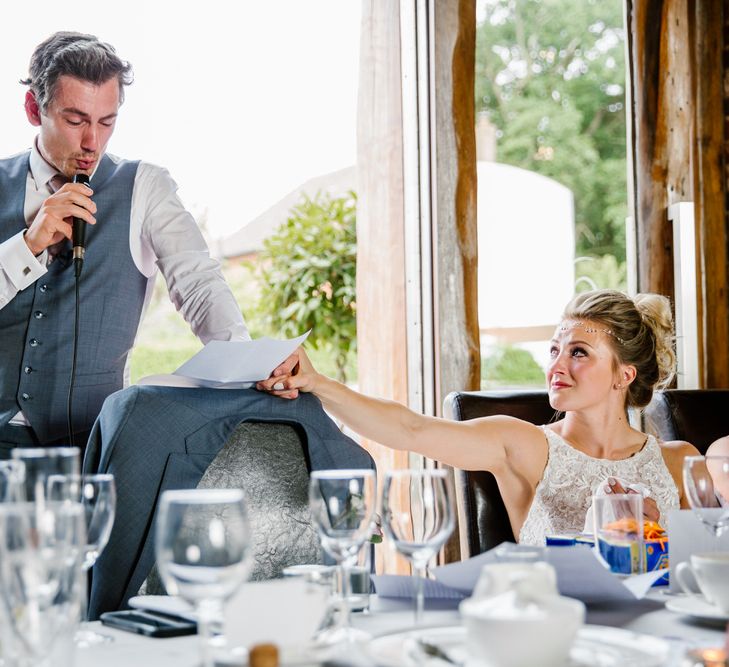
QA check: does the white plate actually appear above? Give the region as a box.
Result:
[665,595,729,623]
[367,625,671,667]
[282,564,333,577]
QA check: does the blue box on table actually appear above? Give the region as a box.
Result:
[546,533,669,584]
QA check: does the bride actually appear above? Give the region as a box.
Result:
[259,289,699,544]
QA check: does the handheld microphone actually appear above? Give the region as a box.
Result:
[72,173,90,277]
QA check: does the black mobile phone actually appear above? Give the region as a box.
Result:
[99,609,197,638]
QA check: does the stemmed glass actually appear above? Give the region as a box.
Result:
[381,468,455,626]
[11,447,80,502]
[683,455,729,541]
[46,474,117,646]
[156,489,252,667]
[0,500,86,667]
[308,469,376,646]
[0,460,26,502]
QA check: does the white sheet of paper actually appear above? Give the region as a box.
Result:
[224,578,329,647]
[621,569,669,598]
[137,331,310,388]
[431,550,495,593]
[547,547,639,603]
[668,508,729,593]
[130,579,329,648]
[431,545,657,604]
[371,574,466,600]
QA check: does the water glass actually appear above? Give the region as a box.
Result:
[11,447,79,502]
[381,468,455,625]
[47,474,116,646]
[0,501,86,667]
[593,493,645,575]
[155,488,252,667]
[344,541,372,613]
[47,474,116,571]
[492,541,546,564]
[308,469,376,645]
[683,455,729,541]
[0,460,25,502]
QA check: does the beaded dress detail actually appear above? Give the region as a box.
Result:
[518,426,679,545]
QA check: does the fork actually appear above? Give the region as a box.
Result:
[415,638,463,666]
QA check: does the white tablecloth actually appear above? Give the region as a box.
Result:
[75,593,727,667]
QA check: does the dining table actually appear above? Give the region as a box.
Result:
[74,589,728,667]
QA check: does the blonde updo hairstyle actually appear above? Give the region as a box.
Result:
[562,289,676,408]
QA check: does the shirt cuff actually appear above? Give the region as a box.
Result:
[0,231,48,291]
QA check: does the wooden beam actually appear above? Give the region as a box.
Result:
[627,0,729,387]
[693,0,729,387]
[433,0,481,405]
[433,0,479,565]
[627,0,693,298]
[356,0,410,574]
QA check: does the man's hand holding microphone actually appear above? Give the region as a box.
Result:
[24,176,95,257]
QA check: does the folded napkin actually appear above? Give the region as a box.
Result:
[583,477,651,533]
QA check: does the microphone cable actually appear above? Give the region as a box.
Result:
[67,276,81,448]
[67,173,90,448]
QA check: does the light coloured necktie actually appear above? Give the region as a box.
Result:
[48,173,68,194]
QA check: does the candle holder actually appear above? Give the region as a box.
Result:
[683,648,728,667]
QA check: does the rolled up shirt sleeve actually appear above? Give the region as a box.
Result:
[0,231,48,310]
[134,163,251,343]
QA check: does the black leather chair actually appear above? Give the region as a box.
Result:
[644,389,729,454]
[443,388,729,559]
[443,390,555,558]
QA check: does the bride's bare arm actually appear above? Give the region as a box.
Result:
[258,347,544,474]
[660,440,701,508]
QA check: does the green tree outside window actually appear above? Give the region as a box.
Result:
[250,191,357,384]
[476,0,628,286]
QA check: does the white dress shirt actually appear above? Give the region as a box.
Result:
[0,143,250,425]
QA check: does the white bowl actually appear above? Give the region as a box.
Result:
[459,593,585,667]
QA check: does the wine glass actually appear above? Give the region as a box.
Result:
[0,500,86,667]
[155,488,252,667]
[308,469,376,645]
[11,447,80,502]
[683,455,729,541]
[46,474,116,647]
[0,460,25,502]
[381,468,455,626]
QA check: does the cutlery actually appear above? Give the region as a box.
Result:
[415,638,463,666]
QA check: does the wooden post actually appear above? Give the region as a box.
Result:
[356,1,410,573]
[432,0,480,563]
[357,0,480,568]
[626,0,693,299]
[433,0,480,406]
[693,0,729,387]
[627,0,729,386]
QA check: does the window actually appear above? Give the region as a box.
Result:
[475,0,629,387]
[0,2,360,383]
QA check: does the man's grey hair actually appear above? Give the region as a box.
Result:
[20,31,133,113]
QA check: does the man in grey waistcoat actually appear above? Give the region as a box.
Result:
[0,32,252,456]
[0,32,376,620]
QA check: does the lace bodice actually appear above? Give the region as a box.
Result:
[518,426,679,545]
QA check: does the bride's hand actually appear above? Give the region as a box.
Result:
[256,347,319,399]
[606,477,660,523]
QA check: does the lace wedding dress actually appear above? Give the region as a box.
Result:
[518,426,679,545]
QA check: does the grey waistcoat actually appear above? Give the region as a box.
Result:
[0,152,146,442]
